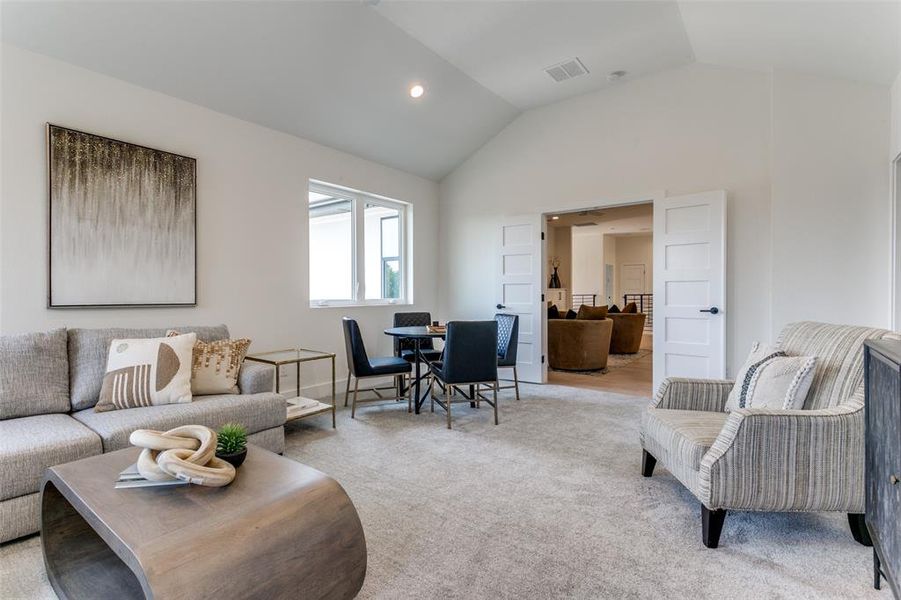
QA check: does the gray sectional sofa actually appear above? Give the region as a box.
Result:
[0,325,285,543]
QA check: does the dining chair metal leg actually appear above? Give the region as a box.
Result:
[475,384,481,409]
[407,374,413,413]
[446,385,452,429]
[493,380,499,425]
[344,372,352,407]
[429,377,435,413]
[513,366,520,401]
[351,378,360,419]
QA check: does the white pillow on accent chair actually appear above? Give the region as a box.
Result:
[725,342,817,411]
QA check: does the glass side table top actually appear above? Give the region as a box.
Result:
[245,348,335,365]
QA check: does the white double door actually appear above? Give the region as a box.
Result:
[495,190,726,391]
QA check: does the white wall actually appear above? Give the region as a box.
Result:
[892,71,901,160]
[571,226,603,299]
[1,45,440,395]
[439,64,773,376]
[439,63,891,377]
[770,70,890,332]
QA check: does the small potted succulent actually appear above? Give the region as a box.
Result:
[216,423,248,468]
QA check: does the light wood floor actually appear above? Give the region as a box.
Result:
[548,351,653,397]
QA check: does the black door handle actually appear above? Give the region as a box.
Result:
[496,304,506,310]
[699,307,719,315]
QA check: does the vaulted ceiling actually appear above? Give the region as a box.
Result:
[2,1,898,181]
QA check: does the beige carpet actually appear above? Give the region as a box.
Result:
[0,384,878,599]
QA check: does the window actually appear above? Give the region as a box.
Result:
[308,181,409,306]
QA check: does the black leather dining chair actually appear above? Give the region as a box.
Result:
[495,313,520,401]
[392,312,443,363]
[428,320,499,429]
[342,317,412,418]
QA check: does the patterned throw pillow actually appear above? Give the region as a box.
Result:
[741,355,817,410]
[95,333,196,412]
[725,341,816,411]
[168,330,251,395]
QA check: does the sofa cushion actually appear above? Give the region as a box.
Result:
[576,304,608,320]
[642,409,728,471]
[0,328,70,419]
[68,325,230,411]
[71,392,286,452]
[0,414,102,500]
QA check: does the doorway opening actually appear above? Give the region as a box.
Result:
[544,202,654,396]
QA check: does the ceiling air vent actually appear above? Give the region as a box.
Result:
[544,58,589,83]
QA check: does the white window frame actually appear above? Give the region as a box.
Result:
[308,180,411,307]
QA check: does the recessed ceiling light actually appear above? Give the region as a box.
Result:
[607,70,627,82]
[409,84,425,99]
[551,215,560,220]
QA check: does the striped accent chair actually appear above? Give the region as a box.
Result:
[639,321,894,548]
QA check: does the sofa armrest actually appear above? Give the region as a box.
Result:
[698,388,865,511]
[238,361,276,395]
[652,377,734,412]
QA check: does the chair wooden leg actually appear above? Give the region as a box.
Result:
[493,381,499,425]
[641,450,657,477]
[513,366,520,401]
[848,513,873,546]
[351,379,359,419]
[446,386,452,429]
[344,372,352,407]
[701,506,727,548]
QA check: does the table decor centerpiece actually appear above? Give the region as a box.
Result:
[125,424,236,487]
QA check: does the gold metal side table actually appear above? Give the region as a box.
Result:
[245,348,336,428]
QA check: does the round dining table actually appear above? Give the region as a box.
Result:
[383,326,445,414]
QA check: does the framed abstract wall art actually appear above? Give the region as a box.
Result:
[47,124,196,307]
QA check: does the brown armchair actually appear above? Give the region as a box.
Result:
[548,319,613,371]
[607,313,646,354]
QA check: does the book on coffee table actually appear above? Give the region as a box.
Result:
[114,463,189,489]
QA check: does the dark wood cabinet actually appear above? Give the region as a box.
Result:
[864,340,901,598]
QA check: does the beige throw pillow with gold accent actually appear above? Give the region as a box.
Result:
[168,331,251,395]
[95,333,196,412]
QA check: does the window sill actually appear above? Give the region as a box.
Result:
[309,301,413,309]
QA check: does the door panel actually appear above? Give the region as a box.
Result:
[653,191,726,392]
[498,216,546,384]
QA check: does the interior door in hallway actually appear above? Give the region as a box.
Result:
[652,191,726,392]
[621,264,646,298]
[497,216,546,384]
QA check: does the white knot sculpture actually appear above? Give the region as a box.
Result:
[128,425,236,487]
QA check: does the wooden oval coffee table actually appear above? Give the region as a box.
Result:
[41,445,367,599]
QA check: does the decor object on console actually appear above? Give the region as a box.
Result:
[640,321,893,548]
[216,422,248,468]
[864,339,900,596]
[41,446,367,599]
[548,256,562,288]
[168,330,251,395]
[130,425,236,487]
[94,333,197,412]
[47,124,196,307]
